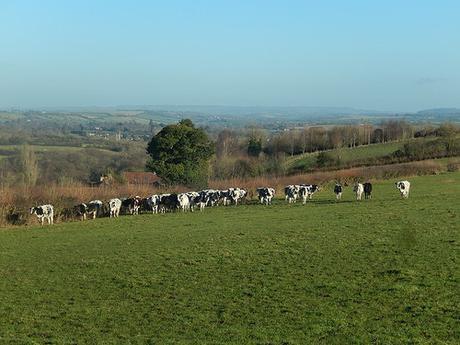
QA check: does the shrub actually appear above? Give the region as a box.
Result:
[447,163,459,172]
[316,152,335,168]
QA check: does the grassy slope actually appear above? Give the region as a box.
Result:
[0,173,459,344]
[287,138,435,172]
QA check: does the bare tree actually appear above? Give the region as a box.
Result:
[19,144,39,186]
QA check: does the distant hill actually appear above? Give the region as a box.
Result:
[1,106,458,133]
[117,105,387,116]
[417,108,460,115]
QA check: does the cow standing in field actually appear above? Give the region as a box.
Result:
[109,198,122,218]
[30,204,54,225]
[363,183,373,199]
[257,187,275,205]
[178,193,191,212]
[334,184,343,200]
[396,180,411,198]
[284,185,300,203]
[87,200,103,219]
[230,188,247,206]
[146,195,161,214]
[160,193,180,212]
[122,196,142,215]
[220,189,232,206]
[299,184,320,204]
[74,203,88,220]
[353,183,364,200]
[193,192,210,211]
[186,192,200,210]
[200,189,220,207]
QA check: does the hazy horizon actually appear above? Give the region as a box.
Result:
[1,1,459,112]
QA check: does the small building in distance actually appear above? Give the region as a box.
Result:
[123,172,162,186]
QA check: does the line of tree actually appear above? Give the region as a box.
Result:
[214,120,420,159]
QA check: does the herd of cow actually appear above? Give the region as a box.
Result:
[29,180,411,225]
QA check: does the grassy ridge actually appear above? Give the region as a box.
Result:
[287,138,436,172]
[0,173,459,343]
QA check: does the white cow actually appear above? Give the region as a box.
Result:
[396,180,411,198]
[353,183,364,200]
[178,193,191,212]
[109,198,122,218]
[30,204,54,225]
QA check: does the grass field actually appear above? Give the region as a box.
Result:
[0,173,459,344]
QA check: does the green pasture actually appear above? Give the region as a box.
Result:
[0,173,459,344]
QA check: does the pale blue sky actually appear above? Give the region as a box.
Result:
[1,0,459,111]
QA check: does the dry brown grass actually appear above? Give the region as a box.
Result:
[0,159,449,227]
[210,159,444,192]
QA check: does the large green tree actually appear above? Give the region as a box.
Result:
[146,119,214,186]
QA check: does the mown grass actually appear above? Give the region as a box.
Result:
[0,173,459,344]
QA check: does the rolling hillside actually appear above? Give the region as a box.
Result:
[287,137,440,173]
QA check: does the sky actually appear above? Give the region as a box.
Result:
[0,0,459,112]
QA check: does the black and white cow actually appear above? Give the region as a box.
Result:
[109,198,122,218]
[160,193,180,212]
[219,189,232,206]
[334,184,343,200]
[230,188,247,206]
[284,185,300,203]
[396,180,411,198]
[257,187,275,205]
[122,196,142,215]
[199,189,220,207]
[353,183,364,200]
[299,184,320,204]
[87,200,103,219]
[363,183,372,199]
[193,192,210,211]
[30,204,54,225]
[146,195,161,214]
[74,203,88,220]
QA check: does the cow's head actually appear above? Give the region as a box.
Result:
[30,206,43,215]
[395,182,403,190]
